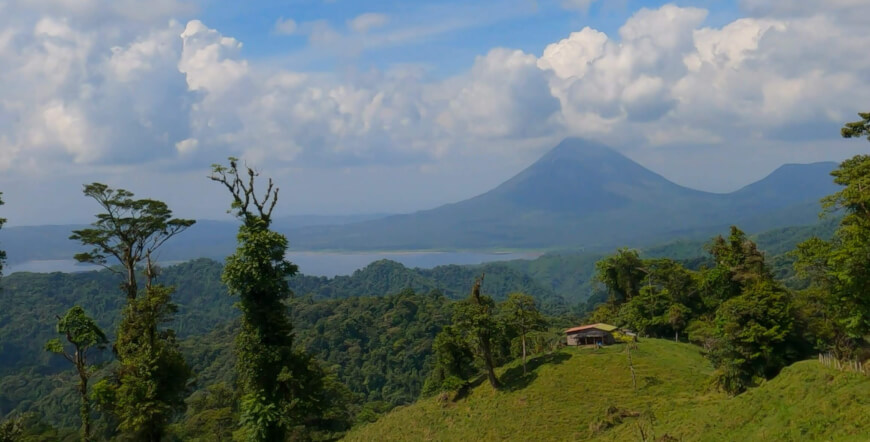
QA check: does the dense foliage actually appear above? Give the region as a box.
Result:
[45,306,107,441]
[292,259,568,314]
[424,285,554,394]
[789,112,870,359]
[589,227,803,394]
[290,289,451,407]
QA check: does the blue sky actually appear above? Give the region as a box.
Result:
[194,0,741,75]
[0,0,868,225]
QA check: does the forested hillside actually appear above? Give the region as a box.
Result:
[0,215,843,439]
[0,214,831,383]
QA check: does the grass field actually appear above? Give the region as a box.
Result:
[344,339,870,441]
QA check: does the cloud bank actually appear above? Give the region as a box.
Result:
[1,0,868,215]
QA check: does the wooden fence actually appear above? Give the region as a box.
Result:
[819,353,869,376]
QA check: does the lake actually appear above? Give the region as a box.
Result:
[5,251,542,277]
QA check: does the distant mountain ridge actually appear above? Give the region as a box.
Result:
[0,138,839,262]
[288,138,838,250]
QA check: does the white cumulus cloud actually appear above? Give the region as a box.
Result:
[348,13,389,33]
[273,17,297,35]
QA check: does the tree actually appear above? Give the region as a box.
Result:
[595,248,645,305]
[820,154,870,343]
[0,415,24,442]
[111,282,192,440]
[791,237,848,355]
[422,325,477,396]
[45,306,108,441]
[453,275,501,389]
[841,111,870,141]
[695,227,798,394]
[170,383,237,441]
[209,158,303,441]
[701,226,769,308]
[592,253,699,339]
[71,183,195,441]
[789,112,870,357]
[667,303,690,342]
[70,183,195,300]
[708,279,793,395]
[499,293,547,374]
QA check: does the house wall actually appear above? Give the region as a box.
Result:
[566,329,615,346]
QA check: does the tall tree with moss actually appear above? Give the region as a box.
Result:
[209,158,303,440]
[453,275,501,389]
[71,183,195,441]
[45,306,108,441]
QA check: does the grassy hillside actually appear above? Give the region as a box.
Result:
[345,340,870,441]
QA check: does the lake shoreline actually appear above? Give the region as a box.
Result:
[6,250,545,278]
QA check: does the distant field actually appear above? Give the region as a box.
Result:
[345,339,870,441]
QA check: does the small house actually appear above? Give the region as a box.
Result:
[565,323,617,346]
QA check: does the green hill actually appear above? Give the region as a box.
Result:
[345,340,870,441]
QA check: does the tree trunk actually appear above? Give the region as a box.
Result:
[481,338,500,389]
[675,330,678,342]
[521,330,527,375]
[77,355,91,442]
[484,356,499,389]
[126,265,137,300]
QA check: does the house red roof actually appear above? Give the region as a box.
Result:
[564,323,618,334]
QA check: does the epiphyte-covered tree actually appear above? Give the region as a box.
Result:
[107,277,193,440]
[45,306,108,442]
[453,275,501,389]
[209,158,301,440]
[71,183,195,441]
[499,293,546,375]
